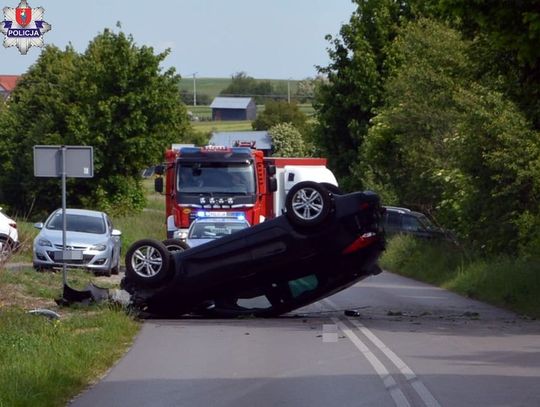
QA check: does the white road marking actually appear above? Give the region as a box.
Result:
[331,317,411,407]
[324,299,441,407]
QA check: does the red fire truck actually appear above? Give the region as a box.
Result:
[154,145,338,239]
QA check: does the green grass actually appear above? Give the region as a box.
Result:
[0,307,138,407]
[192,120,254,134]
[381,235,540,318]
[0,268,139,407]
[0,180,173,405]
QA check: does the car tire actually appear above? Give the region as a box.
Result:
[162,238,190,253]
[285,181,333,227]
[125,239,171,286]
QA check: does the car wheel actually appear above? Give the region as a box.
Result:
[162,238,190,253]
[285,181,333,227]
[125,239,171,286]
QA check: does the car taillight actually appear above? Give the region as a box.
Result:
[9,222,17,229]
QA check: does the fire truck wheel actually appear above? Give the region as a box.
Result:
[163,238,190,252]
[125,239,171,286]
[285,181,333,227]
[320,182,343,195]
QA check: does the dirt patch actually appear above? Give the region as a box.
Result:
[0,282,58,310]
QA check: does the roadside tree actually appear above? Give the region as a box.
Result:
[0,29,189,217]
[313,0,414,190]
[252,100,307,134]
[268,123,308,157]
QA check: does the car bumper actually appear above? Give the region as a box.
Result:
[33,246,115,271]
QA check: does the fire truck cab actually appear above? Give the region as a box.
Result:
[155,145,337,239]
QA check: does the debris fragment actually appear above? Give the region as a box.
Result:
[28,309,61,320]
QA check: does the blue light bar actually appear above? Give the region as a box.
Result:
[195,211,245,219]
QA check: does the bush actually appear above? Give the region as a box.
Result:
[268,123,307,157]
[381,235,540,318]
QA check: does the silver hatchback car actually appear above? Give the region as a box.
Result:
[33,208,122,276]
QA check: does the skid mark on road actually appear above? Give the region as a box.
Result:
[324,299,441,407]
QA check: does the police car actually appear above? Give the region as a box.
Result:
[186,212,251,248]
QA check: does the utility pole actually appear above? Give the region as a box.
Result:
[193,72,197,106]
[287,79,291,104]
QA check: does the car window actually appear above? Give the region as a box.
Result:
[189,221,248,239]
[402,215,423,231]
[288,274,319,298]
[385,211,401,228]
[46,213,106,234]
[416,214,436,230]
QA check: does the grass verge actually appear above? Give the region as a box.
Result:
[0,181,166,406]
[0,268,139,407]
[380,235,540,318]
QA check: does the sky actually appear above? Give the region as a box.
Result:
[0,0,357,79]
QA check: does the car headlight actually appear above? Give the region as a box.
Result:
[90,243,107,251]
[38,238,52,247]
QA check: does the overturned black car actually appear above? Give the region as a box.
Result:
[121,182,385,317]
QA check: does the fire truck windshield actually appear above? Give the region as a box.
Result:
[177,162,256,195]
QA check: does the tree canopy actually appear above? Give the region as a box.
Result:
[0,29,190,218]
[314,0,540,255]
[252,100,307,134]
[268,123,308,157]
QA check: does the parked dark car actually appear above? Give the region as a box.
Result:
[382,206,451,240]
[122,182,385,317]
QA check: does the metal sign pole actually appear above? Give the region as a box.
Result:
[61,146,67,287]
[33,145,94,302]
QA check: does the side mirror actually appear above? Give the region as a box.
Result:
[34,222,44,229]
[154,177,164,193]
[154,164,165,175]
[268,177,277,193]
[266,164,276,176]
[112,229,122,237]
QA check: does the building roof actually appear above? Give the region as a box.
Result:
[210,131,272,151]
[0,75,20,92]
[210,97,253,109]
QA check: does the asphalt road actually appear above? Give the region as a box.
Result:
[70,272,540,407]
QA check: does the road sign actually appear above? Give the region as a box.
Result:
[33,145,93,178]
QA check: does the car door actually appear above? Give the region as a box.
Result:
[383,210,402,235]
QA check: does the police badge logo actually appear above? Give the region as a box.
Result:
[1,0,51,55]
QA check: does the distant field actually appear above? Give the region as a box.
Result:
[179,77,232,99]
[179,77,301,100]
[187,104,315,121]
[192,120,253,134]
